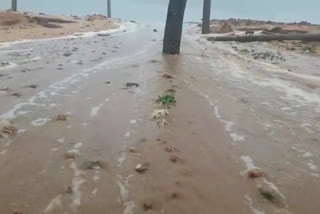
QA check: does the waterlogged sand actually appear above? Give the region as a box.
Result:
[0,11,118,42]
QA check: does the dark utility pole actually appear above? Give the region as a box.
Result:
[11,0,17,11]
[107,0,111,18]
[163,0,187,54]
[202,0,211,34]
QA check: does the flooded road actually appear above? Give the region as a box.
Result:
[0,23,320,214]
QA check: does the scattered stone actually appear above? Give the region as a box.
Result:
[135,163,149,173]
[63,52,72,57]
[245,30,255,35]
[129,147,136,153]
[169,155,180,163]
[11,92,22,97]
[26,84,38,89]
[126,82,140,88]
[163,74,173,79]
[165,145,177,153]
[143,201,153,211]
[56,114,67,121]
[80,160,102,170]
[247,168,263,178]
[171,192,179,199]
[97,33,111,37]
[167,89,176,93]
[65,186,73,194]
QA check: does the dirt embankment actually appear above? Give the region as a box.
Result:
[207,18,320,56]
[0,11,118,42]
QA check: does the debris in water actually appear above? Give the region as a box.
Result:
[151,109,169,119]
[129,147,136,153]
[247,168,263,178]
[64,151,77,159]
[153,28,158,32]
[105,81,111,84]
[63,52,72,57]
[11,92,22,97]
[65,186,73,194]
[156,94,176,106]
[165,145,178,153]
[126,82,140,88]
[26,84,38,89]
[56,114,67,121]
[80,160,102,170]
[163,74,173,79]
[143,201,153,211]
[135,163,149,173]
[1,121,18,136]
[169,155,182,164]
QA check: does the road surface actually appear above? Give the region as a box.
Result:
[0,23,320,214]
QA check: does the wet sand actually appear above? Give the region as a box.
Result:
[0,22,320,214]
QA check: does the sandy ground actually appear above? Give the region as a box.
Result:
[0,19,320,214]
[0,11,117,42]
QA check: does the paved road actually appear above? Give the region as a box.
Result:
[0,23,320,214]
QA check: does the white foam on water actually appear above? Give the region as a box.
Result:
[30,118,51,126]
[32,56,42,61]
[241,156,257,170]
[57,136,65,143]
[303,152,313,158]
[93,170,100,181]
[123,201,135,214]
[17,129,27,134]
[311,173,320,177]
[306,162,318,171]
[70,161,86,207]
[43,194,62,213]
[244,195,265,214]
[91,188,98,195]
[90,103,104,117]
[230,133,245,142]
[125,132,131,138]
[16,110,31,116]
[129,120,137,124]
[0,62,18,71]
[74,142,83,149]
[81,123,87,126]
[51,148,59,151]
[0,34,154,124]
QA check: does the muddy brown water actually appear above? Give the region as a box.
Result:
[0,25,320,214]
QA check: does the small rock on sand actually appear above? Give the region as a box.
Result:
[1,121,18,136]
[65,186,73,194]
[135,163,149,173]
[126,82,140,88]
[165,145,178,153]
[247,168,263,178]
[56,114,67,121]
